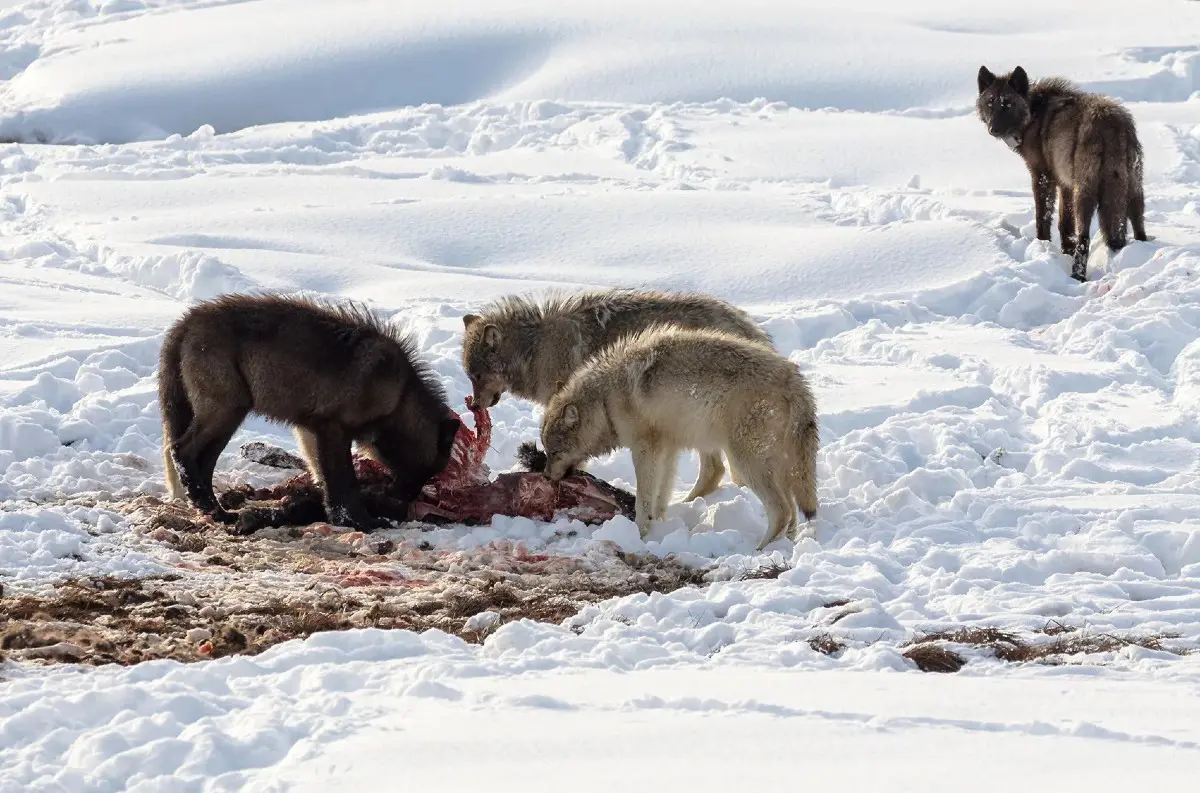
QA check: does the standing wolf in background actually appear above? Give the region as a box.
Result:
[539,325,818,550]
[977,65,1146,282]
[461,289,775,503]
[159,294,460,530]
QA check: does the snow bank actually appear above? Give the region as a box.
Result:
[3,0,1200,143]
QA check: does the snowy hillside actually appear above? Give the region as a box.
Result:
[2,0,1200,789]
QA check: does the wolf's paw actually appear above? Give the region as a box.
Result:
[206,507,239,525]
[328,504,391,532]
[229,509,266,536]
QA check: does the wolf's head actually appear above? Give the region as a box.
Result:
[977,65,1032,150]
[377,415,462,501]
[540,389,614,482]
[461,314,509,409]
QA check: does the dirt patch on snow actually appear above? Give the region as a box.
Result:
[0,496,708,667]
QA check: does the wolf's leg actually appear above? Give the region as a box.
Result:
[293,426,322,483]
[1129,186,1147,242]
[1072,183,1099,282]
[654,446,680,518]
[770,468,800,547]
[197,410,247,524]
[684,451,725,501]
[791,419,819,522]
[1057,186,1076,257]
[728,454,747,488]
[175,406,246,523]
[1099,174,1130,252]
[1032,170,1055,242]
[311,425,376,530]
[728,443,795,551]
[162,436,185,501]
[631,436,664,537]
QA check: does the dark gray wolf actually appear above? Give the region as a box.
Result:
[461,288,774,502]
[977,65,1146,281]
[158,294,460,530]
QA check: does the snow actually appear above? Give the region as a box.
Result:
[2,0,1200,788]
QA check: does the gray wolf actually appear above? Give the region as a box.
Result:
[977,65,1146,281]
[158,294,460,530]
[461,288,773,502]
[539,325,818,550]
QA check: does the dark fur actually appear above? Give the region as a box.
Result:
[977,65,1147,282]
[158,294,460,529]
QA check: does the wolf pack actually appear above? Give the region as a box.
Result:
[157,66,1149,551]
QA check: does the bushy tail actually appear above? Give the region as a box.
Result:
[788,373,820,520]
[158,327,193,500]
[1098,129,1139,252]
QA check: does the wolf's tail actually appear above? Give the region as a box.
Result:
[158,324,193,500]
[788,371,820,520]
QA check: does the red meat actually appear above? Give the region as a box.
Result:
[226,397,634,532]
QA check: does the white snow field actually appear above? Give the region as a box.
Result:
[3,0,1200,789]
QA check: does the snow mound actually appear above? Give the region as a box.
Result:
[4,0,1200,143]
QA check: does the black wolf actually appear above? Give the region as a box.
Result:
[977,65,1147,281]
[158,294,460,530]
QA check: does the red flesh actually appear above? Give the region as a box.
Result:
[346,397,625,525]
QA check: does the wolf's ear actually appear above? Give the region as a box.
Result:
[562,404,578,428]
[439,417,461,449]
[463,314,480,329]
[483,324,502,348]
[977,65,996,94]
[1010,66,1029,96]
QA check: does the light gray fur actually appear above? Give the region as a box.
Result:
[462,288,774,501]
[540,325,819,550]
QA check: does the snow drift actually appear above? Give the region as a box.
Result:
[2,0,1200,143]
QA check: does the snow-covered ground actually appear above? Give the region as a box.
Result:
[3,0,1200,789]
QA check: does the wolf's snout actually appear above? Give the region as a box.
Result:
[545,457,570,481]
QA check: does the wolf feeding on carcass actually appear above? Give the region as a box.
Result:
[221,397,636,534]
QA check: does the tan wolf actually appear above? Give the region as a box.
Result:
[158,294,460,530]
[539,325,818,550]
[461,288,773,502]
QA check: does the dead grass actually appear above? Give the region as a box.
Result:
[907,623,1022,657]
[901,625,1191,671]
[808,633,846,656]
[733,559,791,581]
[1041,619,1077,636]
[1003,631,1186,662]
[903,644,966,673]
